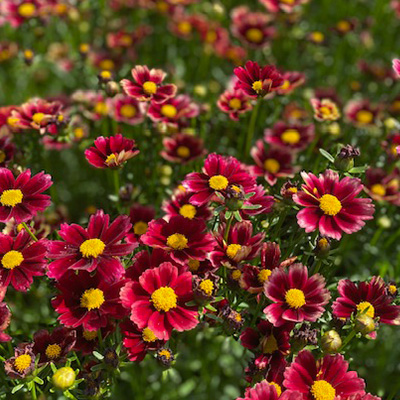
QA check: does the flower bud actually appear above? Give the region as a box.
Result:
[52,367,76,391]
[315,237,331,258]
[225,185,245,211]
[105,81,120,97]
[355,314,376,335]
[334,145,360,172]
[321,330,342,354]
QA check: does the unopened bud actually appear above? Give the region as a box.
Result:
[355,314,375,335]
[52,367,76,390]
[321,330,342,354]
[334,145,360,171]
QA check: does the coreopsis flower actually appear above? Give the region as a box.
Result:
[275,71,306,95]
[0,136,15,167]
[283,350,366,400]
[120,262,198,340]
[120,319,164,362]
[381,133,400,160]
[240,184,275,217]
[344,99,381,127]
[343,395,381,400]
[250,140,296,186]
[72,90,109,121]
[0,168,52,224]
[311,98,341,121]
[0,42,18,64]
[148,94,200,127]
[120,65,177,103]
[161,133,206,164]
[332,277,400,326]
[32,327,76,365]
[52,270,127,330]
[72,323,114,355]
[283,102,309,123]
[393,58,400,77]
[1,0,42,27]
[84,134,139,169]
[126,203,155,245]
[4,344,35,379]
[48,209,135,283]
[231,6,275,49]
[264,121,315,152]
[192,273,219,302]
[107,94,144,125]
[237,380,300,400]
[333,18,357,35]
[217,89,252,121]
[234,61,283,98]
[364,168,400,205]
[169,10,197,39]
[183,153,256,206]
[141,216,215,264]
[0,230,47,291]
[210,221,264,269]
[293,170,375,240]
[0,286,11,342]
[263,263,330,327]
[260,0,308,13]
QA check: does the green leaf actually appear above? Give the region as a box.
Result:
[348,165,367,174]
[11,384,24,394]
[319,148,335,163]
[92,351,104,360]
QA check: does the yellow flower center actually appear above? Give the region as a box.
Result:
[389,285,397,295]
[357,301,375,318]
[151,287,177,312]
[166,233,188,250]
[252,80,263,93]
[143,81,158,95]
[176,146,190,158]
[261,334,278,354]
[158,349,172,359]
[142,327,157,342]
[7,117,20,127]
[105,153,117,166]
[80,288,105,310]
[100,70,112,80]
[258,269,272,284]
[209,175,229,190]
[264,159,280,174]
[231,269,242,281]
[80,238,105,258]
[199,279,214,296]
[74,127,85,139]
[179,204,197,219]
[229,98,242,110]
[226,244,242,259]
[281,129,301,144]
[246,28,263,43]
[178,21,192,35]
[370,184,386,197]
[285,288,306,309]
[18,3,36,17]
[269,381,282,397]
[0,151,6,164]
[281,0,295,4]
[94,101,108,115]
[45,344,62,359]
[14,354,32,373]
[133,221,148,235]
[319,194,342,216]
[188,259,200,272]
[99,59,115,71]
[83,330,98,341]
[356,110,373,124]
[318,238,329,250]
[205,30,217,43]
[120,104,137,118]
[161,104,177,118]
[337,20,351,32]
[1,250,24,270]
[32,112,46,124]
[280,80,291,91]
[120,35,132,46]
[310,380,336,400]
[0,189,23,207]
[311,31,325,43]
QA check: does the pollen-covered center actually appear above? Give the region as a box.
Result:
[151,286,178,312]
[161,104,177,118]
[2,250,24,270]
[285,288,306,309]
[264,158,280,174]
[80,238,106,258]
[80,288,105,310]
[319,194,342,216]
[252,80,263,93]
[310,380,336,400]
[356,110,373,124]
[370,184,386,197]
[167,233,188,250]
[357,301,375,318]
[281,129,301,144]
[18,3,36,17]
[188,259,200,272]
[32,112,46,124]
[14,354,32,373]
[209,175,229,190]
[0,189,24,207]
[179,204,197,219]
[120,104,137,118]
[105,153,117,166]
[142,327,157,342]
[199,279,214,296]
[261,334,278,354]
[245,28,263,43]
[133,221,148,235]
[143,81,157,95]
[176,146,190,158]
[45,344,62,359]
[83,330,98,341]
[269,382,282,397]
[226,243,242,259]
[258,269,272,284]
[229,98,242,110]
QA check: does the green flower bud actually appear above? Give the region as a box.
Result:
[321,330,342,354]
[52,367,76,391]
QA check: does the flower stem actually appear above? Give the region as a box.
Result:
[113,169,122,213]
[244,98,262,160]
[21,222,38,242]
[224,214,234,242]
[339,328,356,352]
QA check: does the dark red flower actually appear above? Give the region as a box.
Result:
[107,94,144,125]
[237,380,301,400]
[344,99,381,127]
[217,88,252,121]
[0,136,15,167]
[4,343,35,378]
[161,133,206,164]
[260,0,308,13]
[276,71,306,95]
[72,323,114,355]
[126,203,156,245]
[364,168,400,205]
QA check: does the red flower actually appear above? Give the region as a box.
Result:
[141,215,215,265]
[251,140,296,186]
[344,99,381,127]
[52,270,127,331]
[120,262,198,340]
[85,134,139,169]
[183,153,256,206]
[0,168,52,223]
[241,184,275,217]
[107,94,144,125]
[161,133,206,164]
[1,0,42,27]
[48,209,135,283]
[263,264,330,327]
[293,170,375,240]
[260,0,308,13]
[364,168,400,205]
[393,58,400,78]
[283,350,366,400]
[126,203,156,245]
[332,277,400,326]
[4,343,35,379]
[342,395,381,400]
[275,71,306,95]
[0,136,15,167]
[120,65,177,103]
[264,121,315,152]
[72,323,114,355]
[0,231,47,291]
[217,88,252,121]
[234,61,283,98]
[237,380,301,400]
[310,98,341,121]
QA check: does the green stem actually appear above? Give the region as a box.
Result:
[339,329,356,352]
[113,169,122,213]
[313,259,323,275]
[21,222,38,242]
[224,214,234,242]
[244,99,262,160]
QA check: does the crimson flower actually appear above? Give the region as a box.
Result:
[364,168,400,205]
[126,203,156,245]
[217,89,252,121]
[161,133,206,164]
[108,94,144,125]
[237,380,301,400]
